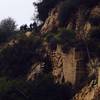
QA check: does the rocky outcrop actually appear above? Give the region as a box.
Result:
[27,1,100,99]
[25,31,32,37]
[41,6,60,33]
[41,2,100,35]
[29,4,100,84]
[62,48,77,85]
[51,50,64,84]
[27,63,44,80]
[73,80,98,100]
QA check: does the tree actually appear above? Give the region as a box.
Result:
[33,0,61,22]
[0,17,17,33]
[0,17,17,43]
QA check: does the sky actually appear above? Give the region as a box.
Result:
[0,0,38,28]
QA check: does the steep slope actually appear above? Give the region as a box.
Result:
[27,1,100,99]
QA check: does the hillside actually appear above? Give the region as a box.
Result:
[0,0,100,100]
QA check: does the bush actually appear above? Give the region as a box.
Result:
[0,74,73,100]
[58,29,76,53]
[0,35,43,78]
[58,0,80,26]
[87,28,100,57]
[44,32,58,51]
[0,78,30,100]
[89,28,100,40]
[89,16,100,26]
[58,29,76,44]
[44,29,76,53]
[0,17,16,33]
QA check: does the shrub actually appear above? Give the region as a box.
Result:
[57,29,76,53]
[89,16,100,26]
[89,28,100,40]
[87,28,100,57]
[0,78,30,100]
[0,35,43,78]
[44,29,76,53]
[0,74,73,100]
[58,29,76,44]
[58,0,80,26]
[44,32,58,51]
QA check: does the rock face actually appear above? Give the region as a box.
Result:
[41,6,60,33]
[61,47,88,86]
[50,46,89,86]
[27,2,100,85]
[27,63,44,80]
[27,1,100,99]
[25,32,32,37]
[74,67,100,100]
[39,1,100,86]
[51,47,64,84]
[73,80,98,100]
[41,2,100,37]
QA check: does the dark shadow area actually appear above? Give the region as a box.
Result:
[0,74,74,100]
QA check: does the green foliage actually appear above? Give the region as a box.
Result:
[44,29,76,53]
[89,16,100,26]
[0,78,26,93]
[87,28,100,57]
[0,77,33,100]
[0,1,99,100]
[58,29,76,53]
[43,32,58,50]
[0,17,16,33]
[0,34,43,78]
[58,0,80,26]
[0,17,17,43]
[0,74,73,100]
[89,28,100,40]
[58,29,76,43]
